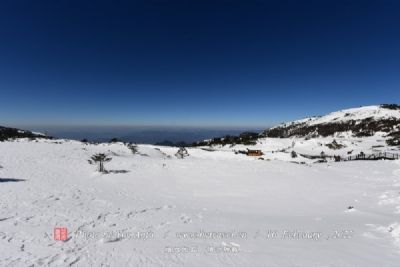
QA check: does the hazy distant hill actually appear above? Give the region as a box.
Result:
[0,126,50,141]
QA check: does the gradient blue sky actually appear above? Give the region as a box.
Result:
[0,0,399,128]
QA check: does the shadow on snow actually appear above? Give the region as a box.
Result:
[0,178,26,183]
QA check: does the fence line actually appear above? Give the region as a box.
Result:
[345,152,399,161]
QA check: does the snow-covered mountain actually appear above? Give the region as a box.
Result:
[194,104,400,147]
[264,104,400,146]
[0,125,49,141]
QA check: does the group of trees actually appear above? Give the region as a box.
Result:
[325,139,346,149]
[266,117,400,139]
[89,145,191,173]
[81,137,121,144]
[155,140,191,147]
[193,132,260,147]
[387,131,400,146]
[381,104,400,110]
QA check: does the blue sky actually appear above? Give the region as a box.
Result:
[0,0,399,128]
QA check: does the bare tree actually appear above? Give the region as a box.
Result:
[127,143,138,154]
[88,153,112,173]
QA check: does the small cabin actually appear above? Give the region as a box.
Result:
[246,149,263,156]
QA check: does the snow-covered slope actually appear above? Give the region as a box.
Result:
[265,105,400,142]
[1,138,400,266]
[279,105,400,127]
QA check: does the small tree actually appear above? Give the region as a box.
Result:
[291,150,297,158]
[127,143,138,154]
[88,153,112,173]
[175,147,189,159]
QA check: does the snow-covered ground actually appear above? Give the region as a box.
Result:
[1,138,400,266]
